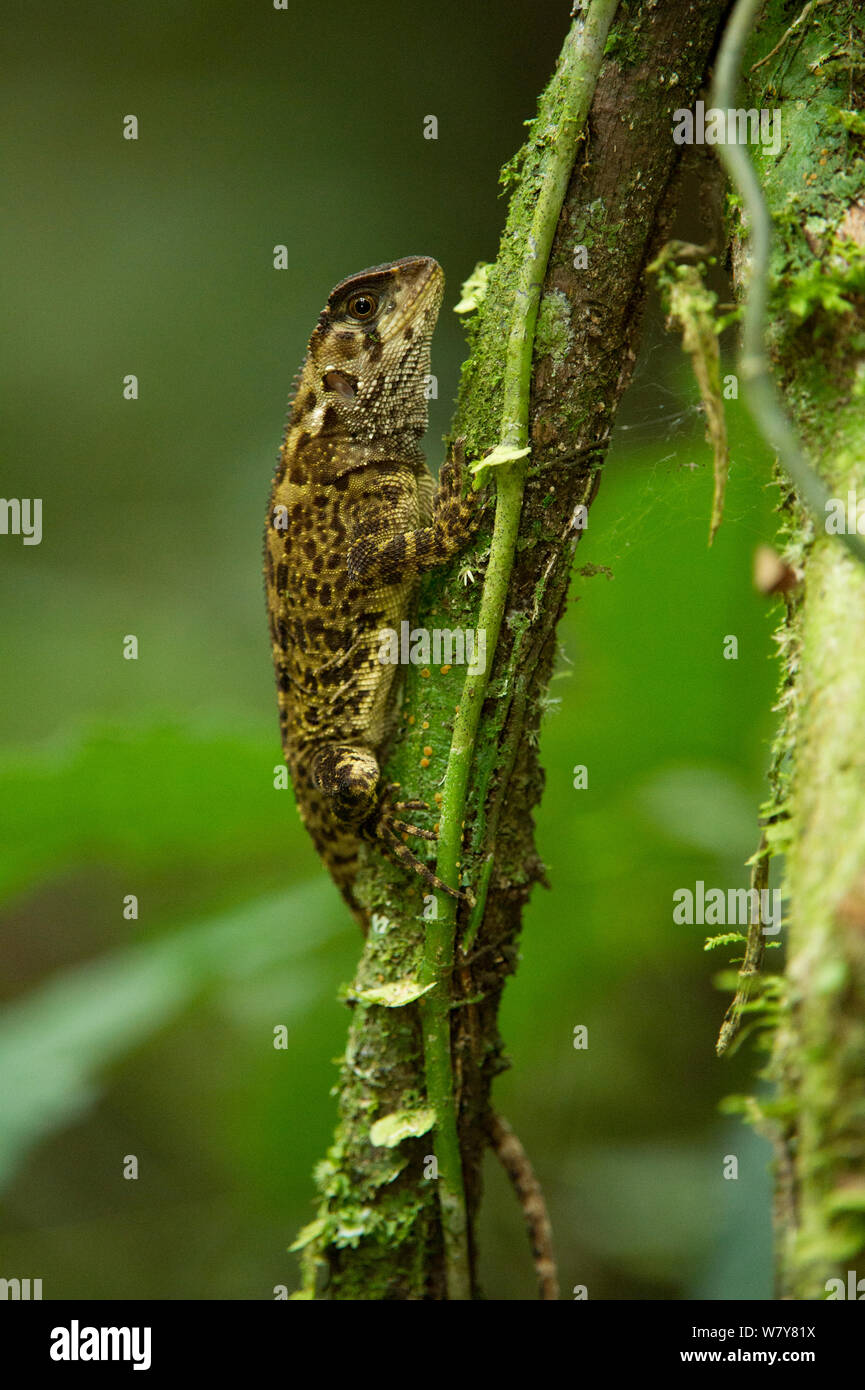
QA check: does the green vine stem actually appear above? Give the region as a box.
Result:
[711,0,865,566]
[417,0,620,1302]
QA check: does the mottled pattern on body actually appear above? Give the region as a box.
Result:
[264,257,479,925]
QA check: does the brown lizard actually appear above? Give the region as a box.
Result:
[264,256,479,927]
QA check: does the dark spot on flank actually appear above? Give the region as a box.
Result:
[313,493,328,508]
[304,391,317,412]
[333,474,350,491]
[304,540,317,561]
[276,560,288,591]
[403,325,414,340]
[319,583,332,606]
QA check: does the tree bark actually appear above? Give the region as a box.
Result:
[300,0,734,1300]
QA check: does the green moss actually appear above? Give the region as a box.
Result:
[535,289,573,365]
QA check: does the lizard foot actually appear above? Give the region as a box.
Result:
[361,785,466,901]
[377,822,465,902]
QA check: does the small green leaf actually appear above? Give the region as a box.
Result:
[370,1107,436,1148]
[704,932,747,951]
[354,977,435,1007]
[288,1217,326,1252]
[471,443,531,473]
[453,262,492,315]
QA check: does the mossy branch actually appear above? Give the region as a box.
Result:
[419,0,620,1301]
[711,0,865,566]
[307,0,736,1301]
[718,0,865,1298]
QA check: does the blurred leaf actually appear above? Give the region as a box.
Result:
[0,879,337,1190]
[636,764,757,855]
[0,724,299,905]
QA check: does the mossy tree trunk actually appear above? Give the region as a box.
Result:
[727,0,865,1302]
[299,0,734,1300]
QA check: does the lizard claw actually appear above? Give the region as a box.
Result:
[390,818,437,842]
[376,821,465,902]
[383,783,429,815]
[437,437,467,501]
[361,784,467,901]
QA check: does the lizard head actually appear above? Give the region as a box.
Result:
[302,256,444,441]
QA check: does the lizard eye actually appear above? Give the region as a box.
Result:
[347,293,378,321]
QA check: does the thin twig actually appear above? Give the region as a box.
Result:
[749,0,823,73]
[488,1113,560,1300]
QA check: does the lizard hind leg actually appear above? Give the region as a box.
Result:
[374,820,465,903]
[310,747,466,902]
[309,744,381,825]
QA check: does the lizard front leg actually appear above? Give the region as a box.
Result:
[347,440,479,586]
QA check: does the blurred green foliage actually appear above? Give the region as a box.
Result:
[1,0,777,1299]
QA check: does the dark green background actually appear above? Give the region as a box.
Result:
[1,0,779,1299]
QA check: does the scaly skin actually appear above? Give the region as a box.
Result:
[264,256,479,927]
